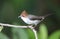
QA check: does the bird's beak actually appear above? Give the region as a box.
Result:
[18,16,21,18]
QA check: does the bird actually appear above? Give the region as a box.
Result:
[18,10,52,27]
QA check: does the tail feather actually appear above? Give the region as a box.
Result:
[34,14,53,32]
[43,14,52,18]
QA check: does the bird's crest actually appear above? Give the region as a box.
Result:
[20,10,28,17]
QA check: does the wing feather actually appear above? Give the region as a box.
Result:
[28,14,43,20]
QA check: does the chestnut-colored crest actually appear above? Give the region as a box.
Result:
[20,10,28,17]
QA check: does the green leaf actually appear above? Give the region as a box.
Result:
[0,26,3,32]
[49,30,60,39]
[12,28,29,39]
[27,29,35,39]
[38,24,48,39]
[0,33,9,39]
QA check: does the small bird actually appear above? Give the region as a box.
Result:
[18,10,51,27]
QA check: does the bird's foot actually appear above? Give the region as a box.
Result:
[32,25,35,27]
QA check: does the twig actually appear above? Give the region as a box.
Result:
[0,23,31,28]
[30,26,38,39]
[0,23,38,39]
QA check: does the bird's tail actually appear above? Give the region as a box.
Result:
[43,14,52,18]
[34,14,53,32]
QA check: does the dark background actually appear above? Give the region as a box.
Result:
[0,0,60,39]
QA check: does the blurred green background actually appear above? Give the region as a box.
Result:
[0,0,60,39]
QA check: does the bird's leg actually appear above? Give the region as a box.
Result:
[32,24,36,27]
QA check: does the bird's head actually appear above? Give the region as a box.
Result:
[18,10,28,18]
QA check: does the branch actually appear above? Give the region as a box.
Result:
[0,23,31,28]
[30,26,38,39]
[0,23,38,39]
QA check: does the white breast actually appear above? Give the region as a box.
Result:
[21,17,40,25]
